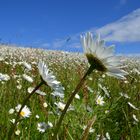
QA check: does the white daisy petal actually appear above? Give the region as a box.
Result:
[107,67,128,75]
[100,46,114,59]
[128,102,139,110]
[133,114,139,122]
[106,72,126,79]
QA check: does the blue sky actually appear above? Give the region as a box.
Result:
[0,0,140,54]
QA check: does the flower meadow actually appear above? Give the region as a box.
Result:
[0,33,140,140]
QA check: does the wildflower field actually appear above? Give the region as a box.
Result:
[0,36,140,139]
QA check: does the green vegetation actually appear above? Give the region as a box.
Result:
[0,46,140,140]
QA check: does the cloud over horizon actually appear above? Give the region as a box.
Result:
[43,8,140,52]
[96,8,140,42]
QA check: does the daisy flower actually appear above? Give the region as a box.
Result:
[75,94,80,99]
[22,62,32,71]
[35,114,40,119]
[81,32,128,79]
[16,84,22,90]
[43,102,48,108]
[20,105,31,118]
[55,102,66,111]
[10,119,16,124]
[22,74,33,83]
[55,102,74,111]
[15,104,31,118]
[38,61,64,91]
[48,121,53,128]
[96,95,105,106]
[0,73,10,81]
[37,122,48,133]
[9,108,15,114]
[15,129,20,136]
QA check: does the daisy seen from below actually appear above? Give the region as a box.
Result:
[80,32,128,79]
[38,61,64,92]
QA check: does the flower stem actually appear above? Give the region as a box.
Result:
[52,66,94,139]
[8,81,45,140]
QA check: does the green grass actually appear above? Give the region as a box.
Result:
[0,46,140,140]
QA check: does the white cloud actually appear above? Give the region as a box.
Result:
[96,8,140,42]
[47,8,140,51]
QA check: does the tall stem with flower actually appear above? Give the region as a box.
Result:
[53,32,128,139]
[8,61,63,140]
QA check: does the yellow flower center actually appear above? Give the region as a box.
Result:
[86,53,107,72]
[97,99,101,104]
[20,111,25,117]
